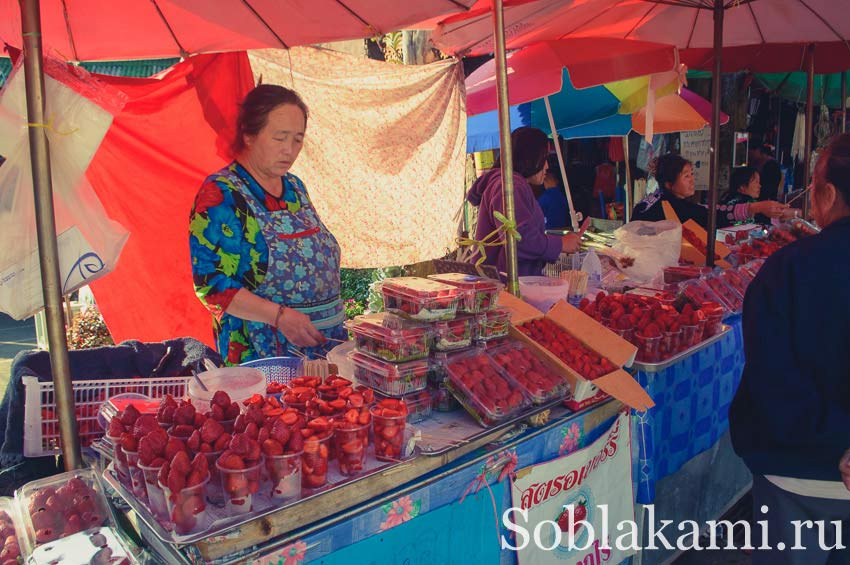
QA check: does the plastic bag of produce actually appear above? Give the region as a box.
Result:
[612,220,681,282]
[0,57,128,319]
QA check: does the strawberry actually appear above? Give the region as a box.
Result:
[165,436,187,460]
[212,390,231,409]
[157,394,178,424]
[186,430,201,452]
[120,404,141,427]
[167,466,186,494]
[171,450,192,476]
[199,418,225,444]
[217,451,245,470]
[224,402,241,420]
[132,414,159,439]
[262,439,284,456]
[173,401,196,426]
[107,417,125,438]
[214,432,232,452]
[120,432,138,453]
[157,460,171,486]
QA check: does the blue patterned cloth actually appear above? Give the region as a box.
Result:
[632,317,745,503]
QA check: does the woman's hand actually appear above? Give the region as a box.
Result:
[561,233,582,253]
[840,449,850,491]
[276,306,326,348]
[750,200,789,218]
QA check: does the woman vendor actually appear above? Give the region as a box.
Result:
[189,85,345,365]
[467,127,582,277]
[632,154,787,228]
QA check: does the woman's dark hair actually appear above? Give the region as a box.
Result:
[232,85,309,156]
[650,153,691,191]
[511,127,550,178]
[821,133,850,205]
[730,166,758,195]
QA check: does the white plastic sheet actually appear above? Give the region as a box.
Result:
[0,58,129,319]
[612,220,682,283]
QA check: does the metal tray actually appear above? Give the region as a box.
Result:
[414,399,564,455]
[102,449,415,546]
[631,324,731,373]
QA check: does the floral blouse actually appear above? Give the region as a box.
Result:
[189,163,310,363]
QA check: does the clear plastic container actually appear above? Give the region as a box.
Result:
[474,306,512,342]
[345,312,431,362]
[444,349,532,427]
[302,434,332,489]
[137,461,168,521]
[427,273,503,313]
[431,314,475,351]
[662,266,712,284]
[717,269,749,300]
[704,274,743,314]
[122,448,148,501]
[634,333,662,363]
[104,432,130,488]
[188,367,266,414]
[333,421,369,476]
[164,476,209,536]
[349,351,428,396]
[217,457,263,515]
[371,406,406,462]
[265,451,302,501]
[0,497,23,565]
[678,278,731,317]
[16,468,111,551]
[381,277,462,321]
[429,382,459,412]
[376,390,432,423]
[485,341,569,404]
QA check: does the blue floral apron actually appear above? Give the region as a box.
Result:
[235,169,346,359]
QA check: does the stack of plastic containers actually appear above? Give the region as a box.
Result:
[346,296,437,423]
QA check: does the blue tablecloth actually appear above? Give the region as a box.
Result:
[633,317,745,504]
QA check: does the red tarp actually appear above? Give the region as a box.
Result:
[86,52,255,347]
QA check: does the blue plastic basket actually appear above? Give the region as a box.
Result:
[240,356,303,385]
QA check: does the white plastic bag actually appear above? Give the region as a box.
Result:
[612,220,681,282]
[0,58,128,319]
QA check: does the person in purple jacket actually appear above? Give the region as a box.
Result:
[467,127,582,278]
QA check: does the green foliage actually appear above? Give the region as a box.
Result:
[66,306,114,350]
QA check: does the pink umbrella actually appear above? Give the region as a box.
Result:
[1,0,476,60]
[632,88,729,135]
[465,37,678,116]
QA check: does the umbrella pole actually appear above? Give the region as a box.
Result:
[20,0,82,470]
[803,44,815,218]
[705,0,724,267]
[842,72,847,134]
[623,136,632,223]
[543,96,579,231]
[492,0,520,295]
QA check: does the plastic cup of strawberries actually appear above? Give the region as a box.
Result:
[370,400,407,462]
[216,454,263,516]
[333,417,370,476]
[137,460,169,521]
[163,476,209,535]
[264,451,303,502]
[301,432,333,489]
[105,432,131,487]
[121,448,148,501]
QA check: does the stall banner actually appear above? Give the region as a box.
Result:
[680,128,711,191]
[248,46,466,268]
[510,411,635,565]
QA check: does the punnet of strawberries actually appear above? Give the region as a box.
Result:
[24,473,107,547]
[445,351,530,426]
[0,506,20,565]
[516,318,617,381]
[487,342,569,404]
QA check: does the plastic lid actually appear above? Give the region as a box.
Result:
[381,277,462,300]
[476,306,512,322]
[344,312,430,338]
[518,276,568,288]
[349,351,429,379]
[428,273,502,291]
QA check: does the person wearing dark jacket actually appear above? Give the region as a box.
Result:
[722,165,772,226]
[632,154,787,228]
[730,133,850,563]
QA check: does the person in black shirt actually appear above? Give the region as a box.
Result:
[722,166,772,226]
[749,144,783,202]
[632,154,786,228]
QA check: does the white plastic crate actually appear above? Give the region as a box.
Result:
[22,375,191,457]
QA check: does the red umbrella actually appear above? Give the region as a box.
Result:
[1,0,475,60]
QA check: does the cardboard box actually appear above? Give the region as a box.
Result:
[498,292,654,411]
[661,202,732,268]
[563,388,610,411]
[717,223,762,244]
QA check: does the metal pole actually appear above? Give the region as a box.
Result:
[20,0,82,470]
[543,96,579,231]
[842,71,847,134]
[492,0,520,295]
[623,136,632,223]
[705,0,724,267]
[803,44,815,218]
